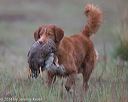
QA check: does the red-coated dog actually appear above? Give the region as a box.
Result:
[32,4,102,91]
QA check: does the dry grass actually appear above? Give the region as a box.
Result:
[0,56,128,102]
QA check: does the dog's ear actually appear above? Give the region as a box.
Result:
[34,27,41,41]
[34,26,45,41]
[54,26,64,43]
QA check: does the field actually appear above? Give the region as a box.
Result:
[0,0,128,102]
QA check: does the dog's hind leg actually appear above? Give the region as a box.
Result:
[82,49,96,92]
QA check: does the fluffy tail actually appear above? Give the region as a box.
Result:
[82,4,102,37]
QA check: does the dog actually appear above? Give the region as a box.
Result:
[32,4,102,91]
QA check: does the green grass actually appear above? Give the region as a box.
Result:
[0,54,128,102]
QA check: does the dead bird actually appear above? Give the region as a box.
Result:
[27,39,65,78]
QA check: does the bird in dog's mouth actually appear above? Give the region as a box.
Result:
[27,39,65,78]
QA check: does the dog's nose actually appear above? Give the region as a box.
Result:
[38,35,47,43]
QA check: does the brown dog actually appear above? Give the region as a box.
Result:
[33,4,102,91]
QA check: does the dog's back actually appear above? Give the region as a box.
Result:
[57,4,102,75]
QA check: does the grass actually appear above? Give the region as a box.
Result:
[0,50,128,102]
[113,23,128,61]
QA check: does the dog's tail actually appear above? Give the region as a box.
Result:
[82,4,102,37]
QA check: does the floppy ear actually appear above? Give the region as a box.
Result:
[54,26,64,43]
[34,28,40,41]
[34,26,44,41]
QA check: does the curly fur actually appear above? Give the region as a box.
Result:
[83,4,102,37]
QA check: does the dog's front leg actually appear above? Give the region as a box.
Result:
[46,71,56,87]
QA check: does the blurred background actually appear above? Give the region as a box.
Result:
[0,0,128,102]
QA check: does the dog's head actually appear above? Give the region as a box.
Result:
[34,24,64,44]
[27,24,64,78]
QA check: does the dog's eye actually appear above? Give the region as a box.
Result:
[47,31,53,35]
